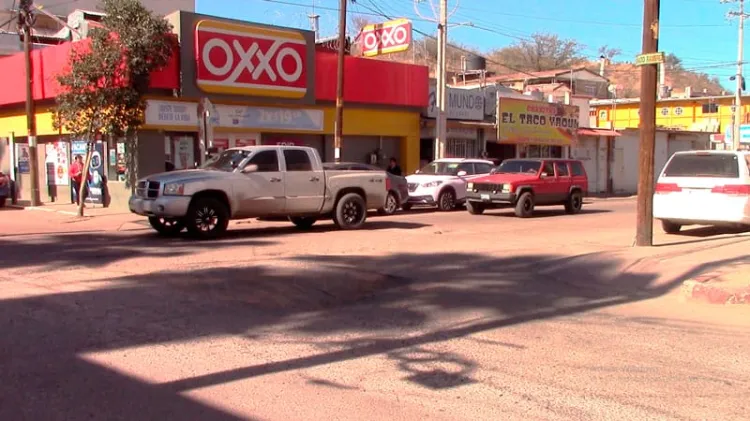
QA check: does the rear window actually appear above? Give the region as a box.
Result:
[663,154,740,178]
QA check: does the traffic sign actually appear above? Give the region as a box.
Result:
[635,52,665,66]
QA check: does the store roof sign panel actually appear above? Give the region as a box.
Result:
[497,98,579,146]
[425,84,485,121]
[195,20,310,99]
[360,19,412,57]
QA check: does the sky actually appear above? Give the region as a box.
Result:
[196,0,744,85]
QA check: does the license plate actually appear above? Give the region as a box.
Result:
[481,194,490,201]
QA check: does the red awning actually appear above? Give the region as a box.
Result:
[578,128,621,137]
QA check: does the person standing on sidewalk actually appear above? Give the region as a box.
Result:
[69,155,90,206]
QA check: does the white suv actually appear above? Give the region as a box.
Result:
[654,150,750,233]
[404,158,495,211]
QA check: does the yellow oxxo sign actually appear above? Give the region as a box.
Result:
[497,98,579,145]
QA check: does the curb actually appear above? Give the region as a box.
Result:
[681,280,750,305]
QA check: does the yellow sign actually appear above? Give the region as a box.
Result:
[635,52,664,66]
[497,98,579,146]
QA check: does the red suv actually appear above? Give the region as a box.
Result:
[465,158,588,217]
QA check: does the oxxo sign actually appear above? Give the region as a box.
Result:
[195,20,308,98]
[361,19,412,57]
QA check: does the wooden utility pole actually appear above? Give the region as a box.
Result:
[435,0,448,160]
[635,0,661,247]
[19,0,40,206]
[333,0,347,163]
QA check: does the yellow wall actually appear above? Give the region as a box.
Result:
[0,111,68,137]
[592,97,743,133]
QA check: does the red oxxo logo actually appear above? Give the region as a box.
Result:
[361,19,412,57]
[195,20,308,98]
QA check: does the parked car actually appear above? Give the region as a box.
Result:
[323,162,408,215]
[404,158,495,211]
[465,158,589,217]
[129,146,388,239]
[654,150,750,233]
[0,171,11,207]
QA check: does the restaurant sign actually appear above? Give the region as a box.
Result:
[497,98,579,145]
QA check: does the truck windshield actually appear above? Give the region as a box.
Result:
[496,160,542,174]
[419,162,461,175]
[203,150,251,172]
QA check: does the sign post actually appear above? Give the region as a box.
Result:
[635,52,665,66]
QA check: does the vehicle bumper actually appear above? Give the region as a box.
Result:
[406,195,437,205]
[653,194,750,225]
[129,195,192,218]
[466,191,517,205]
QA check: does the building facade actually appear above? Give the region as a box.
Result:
[0,11,428,209]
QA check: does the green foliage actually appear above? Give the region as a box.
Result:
[488,33,587,72]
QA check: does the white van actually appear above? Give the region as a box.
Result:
[653,150,750,233]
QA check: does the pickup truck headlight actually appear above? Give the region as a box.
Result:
[163,183,185,196]
[421,180,443,188]
[467,182,474,190]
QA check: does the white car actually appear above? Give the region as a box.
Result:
[404,158,496,211]
[654,150,750,233]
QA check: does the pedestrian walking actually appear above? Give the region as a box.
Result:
[387,157,402,176]
[69,155,90,206]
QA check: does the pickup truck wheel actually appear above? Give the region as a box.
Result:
[514,192,535,218]
[564,191,583,214]
[290,216,317,230]
[186,198,229,239]
[377,192,399,216]
[148,217,185,236]
[466,201,485,215]
[334,193,367,230]
[437,190,456,212]
[661,220,682,234]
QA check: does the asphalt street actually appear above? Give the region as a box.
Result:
[1,199,749,420]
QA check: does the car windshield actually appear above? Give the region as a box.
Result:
[663,154,740,178]
[202,150,251,172]
[419,161,462,175]
[496,160,542,174]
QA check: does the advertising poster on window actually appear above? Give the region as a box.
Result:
[44,142,70,186]
[234,137,258,147]
[71,141,105,204]
[17,144,30,173]
[264,138,302,146]
[173,137,195,169]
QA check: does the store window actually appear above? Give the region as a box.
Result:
[166,134,199,170]
[520,145,563,158]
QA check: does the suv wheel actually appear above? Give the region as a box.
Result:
[437,189,456,212]
[466,201,485,215]
[377,191,399,216]
[514,192,535,218]
[148,217,185,236]
[186,198,230,239]
[290,216,317,230]
[564,190,583,214]
[661,220,682,234]
[334,193,367,230]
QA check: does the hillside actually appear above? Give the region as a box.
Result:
[597,61,728,99]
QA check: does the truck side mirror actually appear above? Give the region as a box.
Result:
[242,164,258,174]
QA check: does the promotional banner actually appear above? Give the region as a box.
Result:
[44,142,70,186]
[72,141,105,204]
[497,99,579,146]
[17,144,30,173]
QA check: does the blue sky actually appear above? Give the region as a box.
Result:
[196,0,743,84]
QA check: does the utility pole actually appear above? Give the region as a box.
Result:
[333,0,347,163]
[435,0,447,160]
[726,0,749,150]
[635,0,660,247]
[18,0,40,206]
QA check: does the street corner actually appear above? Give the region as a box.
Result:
[680,266,750,305]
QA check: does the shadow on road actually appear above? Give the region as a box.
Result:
[1,248,745,419]
[656,225,750,247]
[483,208,611,218]
[224,220,429,239]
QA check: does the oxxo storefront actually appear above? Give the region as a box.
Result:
[0,11,428,209]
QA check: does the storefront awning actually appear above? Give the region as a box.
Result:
[578,128,621,137]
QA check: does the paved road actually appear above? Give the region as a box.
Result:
[1,200,749,420]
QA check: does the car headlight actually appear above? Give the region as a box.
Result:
[163,183,185,195]
[422,180,443,188]
[502,184,511,193]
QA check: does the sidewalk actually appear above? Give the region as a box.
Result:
[1,201,146,236]
[681,262,750,305]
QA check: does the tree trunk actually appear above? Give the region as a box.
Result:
[126,129,138,195]
[77,141,94,217]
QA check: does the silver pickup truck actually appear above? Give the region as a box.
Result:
[129,146,388,239]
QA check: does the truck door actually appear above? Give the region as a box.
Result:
[283,149,325,213]
[238,149,286,217]
[554,161,573,201]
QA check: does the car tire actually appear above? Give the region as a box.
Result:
[437,189,456,212]
[377,191,399,216]
[564,190,584,214]
[185,197,230,239]
[661,220,682,234]
[466,201,485,215]
[290,216,317,230]
[514,192,535,218]
[333,192,367,230]
[401,203,413,212]
[148,217,185,236]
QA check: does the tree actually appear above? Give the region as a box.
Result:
[598,45,622,61]
[54,0,175,216]
[664,53,683,70]
[488,33,586,72]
